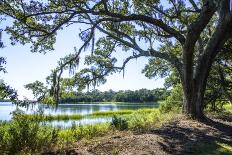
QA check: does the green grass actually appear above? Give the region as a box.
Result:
[88,108,158,117]
[187,142,232,155]
[126,109,174,130]
[58,123,111,142]
[58,108,166,141]
[224,103,232,114]
[0,113,59,154]
[88,110,134,117]
[24,108,159,121]
[2,102,232,154]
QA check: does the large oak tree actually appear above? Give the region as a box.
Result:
[1,0,232,119]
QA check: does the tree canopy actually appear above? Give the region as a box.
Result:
[1,0,232,118]
[0,21,18,101]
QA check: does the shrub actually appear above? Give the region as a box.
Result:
[159,84,183,113]
[127,111,159,130]
[111,110,160,131]
[59,123,110,142]
[111,115,128,130]
[0,110,59,155]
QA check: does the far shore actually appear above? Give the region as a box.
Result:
[58,101,162,105]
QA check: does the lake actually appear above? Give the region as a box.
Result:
[0,102,159,127]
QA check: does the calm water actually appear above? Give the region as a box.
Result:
[0,102,159,127]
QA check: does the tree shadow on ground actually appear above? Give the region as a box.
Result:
[211,113,232,123]
[150,117,232,155]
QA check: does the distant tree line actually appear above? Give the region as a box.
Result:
[60,88,170,103]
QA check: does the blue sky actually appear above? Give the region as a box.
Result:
[1,21,164,100]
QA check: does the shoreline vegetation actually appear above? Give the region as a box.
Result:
[59,89,169,104]
[59,101,159,104]
[0,104,231,154]
[0,100,162,105]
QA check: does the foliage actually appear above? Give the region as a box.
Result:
[110,108,175,131]
[0,20,18,102]
[126,110,160,131]
[24,80,48,101]
[223,103,232,114]
[61,88,169,103]
[111,115,129,130]
[41,96,56,105]
[203,51,232,111]
[1,0,232,118]
[0,110,59,154]
[73,123,110,140]
[0,57,7,74]
[0,80,18,101]
[160,84,183,113]
[25,86,169,105]
[59,123,110,142]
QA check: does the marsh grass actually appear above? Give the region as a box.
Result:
[87,108,159,117]
[24,108,159,121]
[88,110,133,117]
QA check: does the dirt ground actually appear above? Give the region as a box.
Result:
[44,115,232,155]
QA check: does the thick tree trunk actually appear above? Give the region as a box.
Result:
[182,57,211,119]
[183,83,205,119]
[180,0,232,120]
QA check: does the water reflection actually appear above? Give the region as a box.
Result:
[38,103,158,116]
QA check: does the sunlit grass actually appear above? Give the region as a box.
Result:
[88,110,134,117]
[58,123,111,142]
[126,109,174,130]
[88,108,159,117]
[188,142,232,155]
[224,103,232,114]
[24,108,159,121]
